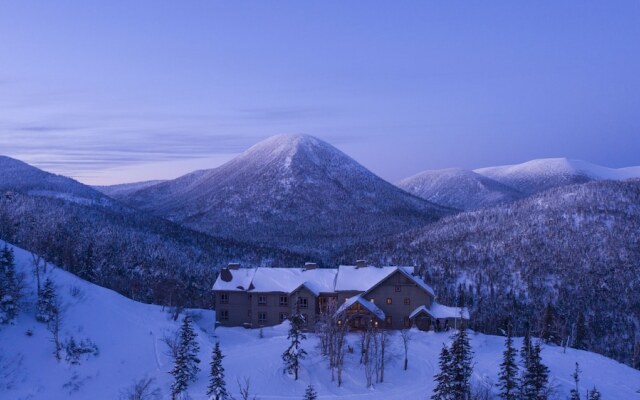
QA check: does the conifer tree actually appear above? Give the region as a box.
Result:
[282,313,307,380]
[37,278,58,323]
[207,341,228,400]
[431,344,452,400]
[569,362,581,400]
[449,328,473,400]
[498,328,519,400]
[0,244,19,324]
[522,342,549,400]
[574,312,587,350]
[303,384,317,400]
[170,315,201,399]
[540,303,555,344]
[587,386,601,400]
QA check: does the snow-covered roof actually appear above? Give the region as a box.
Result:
[212,267,256,291]
[334,265,434,296]
[335,295,385,321]
[213,267,337,294]
[409,303,470,320]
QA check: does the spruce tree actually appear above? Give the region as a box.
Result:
[431,344,452,400]
[282,313,307,380]
[207,341,228,400]
[522,342,549,400]
[0,245,19,324]
[540,303,555,344]
[587,386,601,400]
[498,329,519,400]
[569,362,581,400]
[170,315,201,399]
[449,328,473,400]
[303,384,317,400]
[37,278,58,323]
[574,313,587,350]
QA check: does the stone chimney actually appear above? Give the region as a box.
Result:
[227,263,240,270]
[355,260,368,268]
[304,262,318,271]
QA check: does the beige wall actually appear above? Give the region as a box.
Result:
[215,291,251,327]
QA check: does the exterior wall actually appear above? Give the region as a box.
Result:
[336,290,362,305]
[290,286,318,327]
[215,290,251,327]
[249,292,292,327]
[365,270,433,330]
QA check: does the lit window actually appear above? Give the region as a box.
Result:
[404,297,410,306]
[386,298,392,305]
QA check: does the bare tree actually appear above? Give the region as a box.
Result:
[30,252,48,294]
[232,377,258,400]
[119,377,162,400]
[400,329,413,371]
[162,330,180,362]
[48,301,62,361]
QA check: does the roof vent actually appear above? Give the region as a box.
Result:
[228,263,240,270]
[304,262,318,271]
[220,268,233,282]
[356,260,368,268]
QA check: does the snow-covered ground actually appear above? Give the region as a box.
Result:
[1,241,639,399]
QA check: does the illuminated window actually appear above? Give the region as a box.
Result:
[386,298,392,305]
[404,297,410,305]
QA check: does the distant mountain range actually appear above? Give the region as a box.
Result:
[100,134,451,257]
[399,158,640,210]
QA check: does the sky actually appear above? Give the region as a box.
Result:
[1,1,640,185]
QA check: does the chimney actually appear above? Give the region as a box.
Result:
[227,263,240,270]
[355,260,368,268]
[220,268,233,282]
[304,262,318,271]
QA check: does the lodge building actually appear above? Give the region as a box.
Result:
[212,261,469,331]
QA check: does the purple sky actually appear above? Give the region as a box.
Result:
[1,1,640,185]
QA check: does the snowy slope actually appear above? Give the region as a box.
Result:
[94,180,166,198]
[397,168,523,210]
[474,158,640,194]
[2,241,639,400]
[111,134,452,256]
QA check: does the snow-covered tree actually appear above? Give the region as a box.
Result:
[37,278,58,323]
[207,341,228,400]
[449,328,473,399]
[170,315,201,399]
[0,244,20,324]
[431,343,452,400]
[498,329,519,400]
[303,384,317,400]
[522,342,549,400]
[282,313,307,380]
[587,386,601,400]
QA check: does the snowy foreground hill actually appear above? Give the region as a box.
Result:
[2,242,639,400]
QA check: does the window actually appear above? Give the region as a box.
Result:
[370,298,375,303]
[385,316,392,327]
[279,312,288,322]
[386,298,392,305]
[220,310,229,321]
[219,293,229,304]
[395,285,401,292]
[258,312,267,323]
[279,296,289,307]
[299,297,308,309]
[258,295,267,306]
[404,297,411,306]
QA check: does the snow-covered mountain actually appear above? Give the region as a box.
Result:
[94,179,166,198]
[110,134,452,256]
[397,168,523,210]
[474,157,640,195]
[0,156,306,307]
[347,178,640,368]
[2,240,639,400]
[0,156,115,207]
